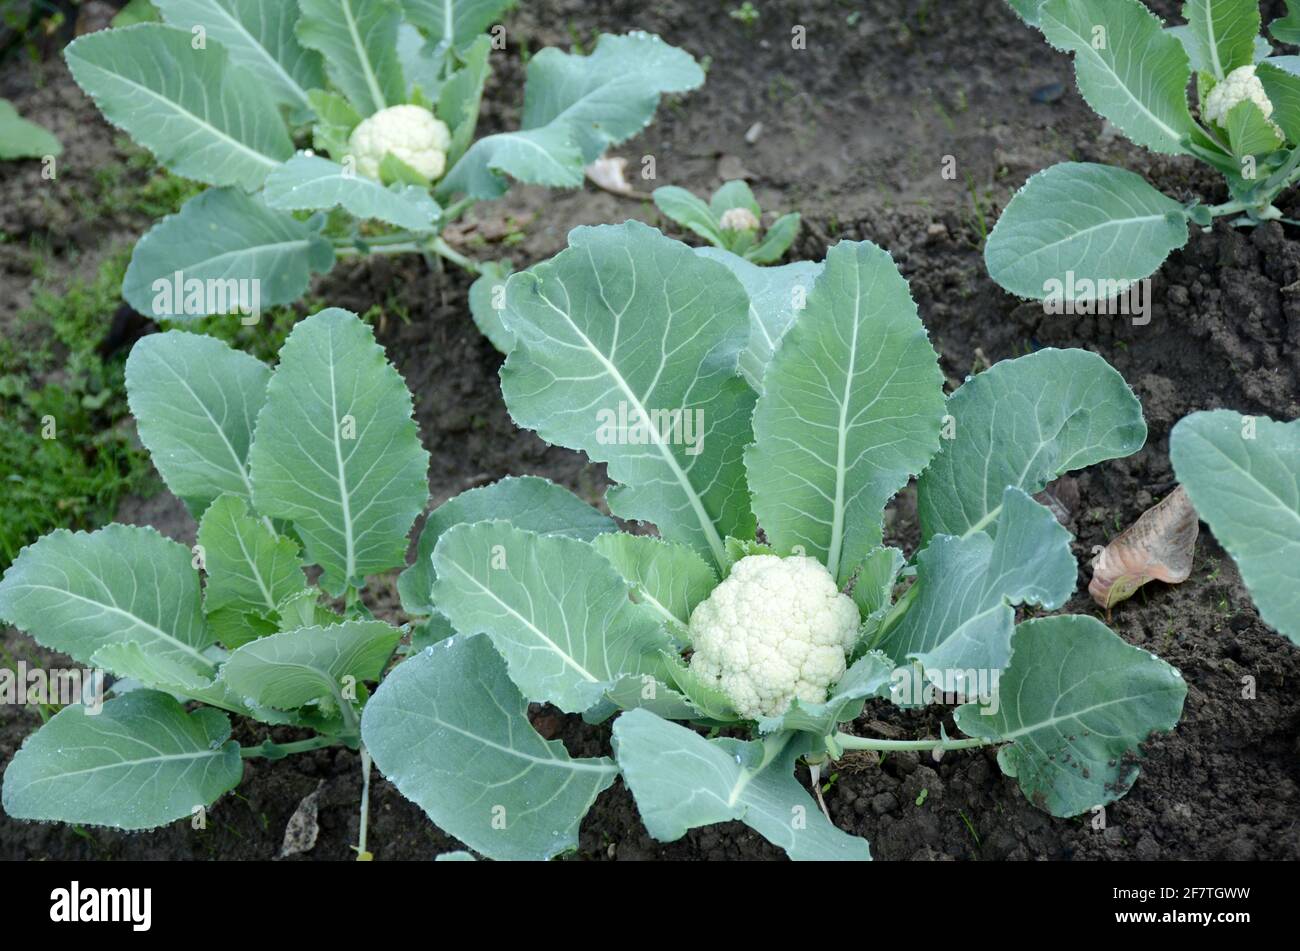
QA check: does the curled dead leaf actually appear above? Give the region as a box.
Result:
[279,780,324,858]
[1089,485,1199,611]
[584,156,644,198]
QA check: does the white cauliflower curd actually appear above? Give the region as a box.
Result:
[1203,65,1274,127]
[688,554,860,720]
[718,206,760,231]
[348,104,451,181]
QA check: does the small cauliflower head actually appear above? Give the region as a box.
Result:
[348,104,451,182]
[719,206,760,232]
[688,554,860,720]
[1203,65,1274,127]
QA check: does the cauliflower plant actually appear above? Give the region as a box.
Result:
[348,104,451,182]
[688,554,860,720]
[1202,64,1274,127]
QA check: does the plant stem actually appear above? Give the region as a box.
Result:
[832,732,991,753]
[429,235,482,273]
[240,735,341,759]
[1206,199,1247,217]
[335,243,423,258]
[355,745,373,861]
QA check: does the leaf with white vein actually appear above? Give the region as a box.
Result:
[695,247,823,391]
[0,524,215,681]
[984,162,1190,301]
[197,493,308,619]
[64,24,292,189]
[747,240,945,585]
[263,153,440,230]
[612,709,871,860]
[362,634,618,861]
[591,532,717,631]
[1171,410,1300,644]
[122,188,335,320]
[1039,0,1199,154]
[877,487,1076,680]
[431,521,672,713]
[917,348,1147,540]
[398,475,615,617]
[399,0,515,49]
[1,691,242,830]
[126,329,271,512]
[499,221,756,568]
[1182,0,1259,81]
[520,31,704,163]
[296,0,405,116]
[222,620,400,712]
[154,0,323,114]
[436,124,584,200]
[954,615,1187,816]
[248,308,429,594]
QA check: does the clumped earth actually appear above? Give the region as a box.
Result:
[1,0,1297,861]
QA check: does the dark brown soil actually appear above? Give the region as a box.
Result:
[1,0,1297,861]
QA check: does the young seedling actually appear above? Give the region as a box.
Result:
[653,179,802,263]
[0,309,431,854]
[62,0,703,341]
[362,221,1188,861]
[1170,409,1300,644]
[987,0,1300,304]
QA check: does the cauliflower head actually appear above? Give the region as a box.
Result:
[1203,65,1274,127]
[688,554,860,720]
[348,104,451,182]
[719,206,760,231]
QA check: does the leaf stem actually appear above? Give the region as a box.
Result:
[428,236,482,273]
[355,745,374,861]
[832,732,991,753]
[240,735,342,759]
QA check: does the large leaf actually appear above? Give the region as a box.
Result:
[500,222,756,568]
[466,259,515,352]
[263,152,440,229]
[125,329,270,511]
[612,710,871,861]
[0,524,215,682]
[984,162,1190,301]
[122,188,335,320]
[917,348,1147,539]
[222,620,400,712]
[1005,0,1050,26]
[64,23,292,188]
[362,634,618,860]
[1224,99,1285,155]
[1182,0,1260,80]
[1272,1,1300,45]
[296,0,405,116]
[1258,60,1300,144]
[877,487,1076,679]
[438,34,492,164]
[0,98,61,158]
[694,247,823,391]
[397,475,615,616]
[436,124,584,200]
[591,532,717,630]
[520,31,704,163]
[1039,0,1199,154]
[431,521,672,713]
[655,186,724,245]
[154,0,323,113]
[399,0,514,49]
[1,691,242,830]
[1170,410,1300,643]
[747,240,945,585]
[248,308,429,594]
[196,493,308,618]
[954,615,1187,816]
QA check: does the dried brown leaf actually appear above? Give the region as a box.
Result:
[1089,485,1199,610]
